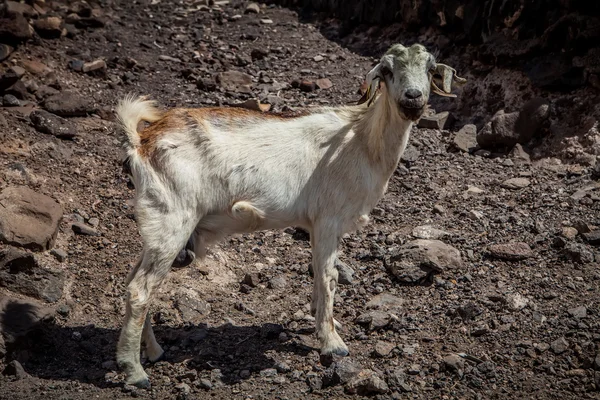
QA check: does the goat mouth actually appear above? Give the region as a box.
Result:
[398,104,425,121]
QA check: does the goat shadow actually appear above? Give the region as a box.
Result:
[0,299,313,388]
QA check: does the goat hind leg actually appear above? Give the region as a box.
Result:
[125,258,165,363]
[117,214,197,388]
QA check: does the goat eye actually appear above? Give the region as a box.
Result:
[380,66,392,78]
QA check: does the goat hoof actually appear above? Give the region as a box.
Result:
[129,378,151,390]
[149,351,165,363]
[172,249,195,268]
[331,347,349,357]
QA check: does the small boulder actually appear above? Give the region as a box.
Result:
[0,14,34,44]
[418,111,449,130]
[323,358,361,387]
[0,296,55,343]
[515,97,550,143]
[34,16,64,39]
[3,360,29,380]
[30,110,78,139]
[0,186,62,251]
[82,59,107,76]
[43,91,97,117]
[0,248,65,303]
[452,124,478,152]
[476,110,519,148]
[384,240,462,283]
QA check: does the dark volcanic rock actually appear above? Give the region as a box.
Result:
[0,296,54,343]
[43,92,97,117]
[30,110,78,139]
[0,14,33,44]
[0,248,65,303]
[0,186,63,251]
[384,239,462,283]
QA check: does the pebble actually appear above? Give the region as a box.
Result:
[550,337,569,354]
[242,272,261,287]
[562,227,578,240]
[245,2,260,13]
[345,369,389,395]
[50,248,68,262]
[313,55,324,62]
[260,368,278,378]
[316,77,333,89]
[268,275,286,289]
[373,341,396,358]
[433,204,446,214]
[175,383,191,395]
[567,305,587,319]
[82,59,107,75]
[275,362,291,373]
[2,94,20,107]
[198,378,212,390]
[443,354,464,377]
[488,242,534,261]
[71,221,101,236]
[407,364,421,375]
[260,18,273,24]
[501,177,531,189]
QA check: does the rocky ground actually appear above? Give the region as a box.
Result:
[1,1,600,399]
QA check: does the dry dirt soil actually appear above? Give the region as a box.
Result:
[1,1,600,400]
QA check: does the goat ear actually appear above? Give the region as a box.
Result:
[357,64,382,106]
[430,63,466,97]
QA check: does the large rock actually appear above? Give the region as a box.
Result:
[43,91,97,117]
[0,14,34,44]
[476,110,520,148]
[384,240,462,283]
[0,248,65,303]
[33,16,64,39]
[0,186,63,251]
[514,97,550,142]
[0,295,55,343]
[30,110,78,139]
[452,124,478,152]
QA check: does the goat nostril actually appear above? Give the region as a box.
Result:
[405,89,423,99]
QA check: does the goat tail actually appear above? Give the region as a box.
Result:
[116,95,163,152]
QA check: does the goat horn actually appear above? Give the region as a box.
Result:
[430,64,466,97]
[431,78,457,98]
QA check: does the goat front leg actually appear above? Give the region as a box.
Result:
[311,222,349,356]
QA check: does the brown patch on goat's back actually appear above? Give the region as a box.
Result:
[137,109,187,158]
[137,106,313,157]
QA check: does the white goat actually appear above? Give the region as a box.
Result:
[115,43,464,388]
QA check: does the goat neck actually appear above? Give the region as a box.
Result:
[355,87,413,176]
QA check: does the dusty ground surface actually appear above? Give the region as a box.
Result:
[1,1,600,399]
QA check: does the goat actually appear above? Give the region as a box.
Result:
[115,43,465,388]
